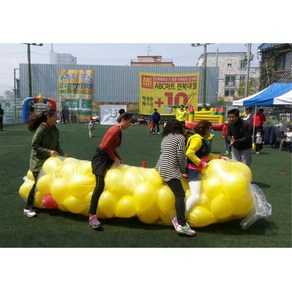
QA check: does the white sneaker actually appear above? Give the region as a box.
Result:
[89,215,102,229]
[172,216,196,236]
[176,223,196,236]
[23,208,37,218]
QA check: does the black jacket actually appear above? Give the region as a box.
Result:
[227,118,252,150]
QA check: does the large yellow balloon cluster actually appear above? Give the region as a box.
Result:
[19,157,254,227]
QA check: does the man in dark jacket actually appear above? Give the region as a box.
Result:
[227,108,252,167]
[0,104,4,131]
[151,108,161,135]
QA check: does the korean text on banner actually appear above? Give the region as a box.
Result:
[58,69,94,121]
[139,72,199,115]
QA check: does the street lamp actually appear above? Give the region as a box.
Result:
[191,43,210,108]
[24,43,43,97]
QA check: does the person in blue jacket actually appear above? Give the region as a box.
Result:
[151,108,161,135]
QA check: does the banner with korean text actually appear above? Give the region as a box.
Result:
[139,72,199,115]
[58,69,93,121]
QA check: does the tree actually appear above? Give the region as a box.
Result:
[236,77,260,99]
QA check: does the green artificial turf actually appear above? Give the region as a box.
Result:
[0,123,291,247]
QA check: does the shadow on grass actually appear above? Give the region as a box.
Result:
[36,209,168,231]
[197,218,278,237]
[251,181,270,188]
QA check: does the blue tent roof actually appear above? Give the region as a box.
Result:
[233,83,292,106]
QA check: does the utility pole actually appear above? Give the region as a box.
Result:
[24,43,43,97]
[245,43,252,98]
[191,43,211,108]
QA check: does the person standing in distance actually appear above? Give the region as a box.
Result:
[0,104,4,131]
[227,108,252,167]
[89,112,133,229]
[176,104,188,128]
[150,108,161,134]
[24,109,68,217]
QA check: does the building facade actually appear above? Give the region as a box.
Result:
[131,55,174,67]
[257,43,292,89]
[50,51,77,65]
[197,52,260,100]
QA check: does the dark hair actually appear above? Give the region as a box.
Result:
[162,120,183,137]
[194,120,212,136]
[117,112,132,123]
[27,109,56,132]
[118,108,125,115]
[227,108,240,117]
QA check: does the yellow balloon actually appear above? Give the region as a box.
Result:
[63,195,86,214]
[187,206,216,227]
[223,171,248,200]
[199,193,211,209]
[98,190,118,218]
[123,167,143,193]
[56,162,77,178]
[158,211,175,226]
[210,193,233,219]
[157,185,175,213]
[202,159,228,179]
[143,169,163,188]
[181,176,190,192]
[203,177,223,199]
[232,191,254,217]
[77,160,92,176]
[63,157,79,164]
[26,170,34,181]
[68,174,95,198]
[104,168,124,193]
[36,174,53,195]
[228,161,252,183]
[115,195,137,218]
[42,157,62,175]
[50,177,69,204]
[133,182,156,212]
[19,180,34,201]
[34,191,44,208]
[137,203,160,224]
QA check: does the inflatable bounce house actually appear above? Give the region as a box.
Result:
[185,105,225,131]
[22,94,56,124]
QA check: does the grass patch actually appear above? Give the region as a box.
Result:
[0,123,291,247]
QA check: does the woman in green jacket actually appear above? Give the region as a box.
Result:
[24,109,67,217]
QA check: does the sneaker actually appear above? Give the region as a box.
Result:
[23,208,37,218]
[158,132,160,135]
[176,223,196,236]
[89,215,101,229]
[171,216,179,231]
